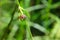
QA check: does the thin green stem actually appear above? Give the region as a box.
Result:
[26,20,33,40]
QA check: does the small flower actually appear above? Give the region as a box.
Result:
[19,14,26,20]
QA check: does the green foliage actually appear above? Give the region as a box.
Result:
[0,0,60,40]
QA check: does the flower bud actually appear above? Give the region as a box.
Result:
[19,14,26,20]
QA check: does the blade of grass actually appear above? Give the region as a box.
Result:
[26,20,33,40]
[30,22,49,34]
[7,25,18,40]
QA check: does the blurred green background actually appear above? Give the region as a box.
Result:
[0,0,60,40]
